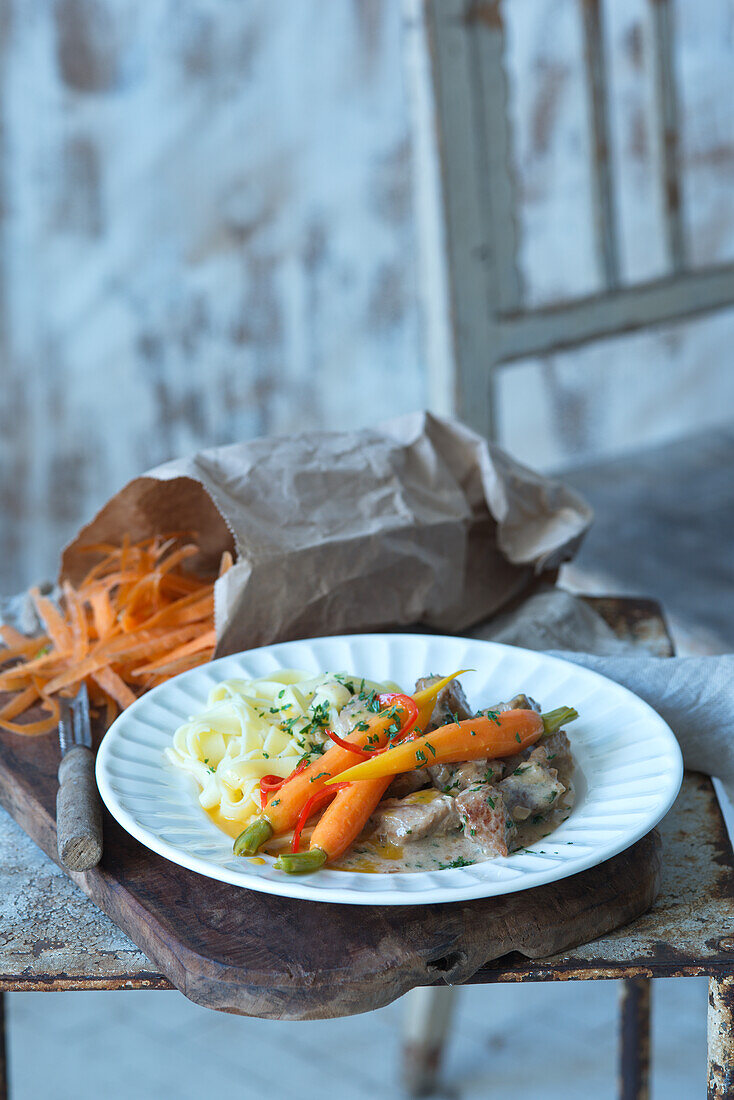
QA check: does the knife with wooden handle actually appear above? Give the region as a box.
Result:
[56,684,103,871]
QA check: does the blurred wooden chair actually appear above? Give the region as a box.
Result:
[406,0,734,440]
[400,0,734,1094]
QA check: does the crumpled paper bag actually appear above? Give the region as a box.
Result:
[60,412,592,655]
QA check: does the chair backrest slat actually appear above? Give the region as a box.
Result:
[469,4,523,311]
[648,0,687,272]
[581,0,620,289]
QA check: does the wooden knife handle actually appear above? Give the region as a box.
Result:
[56,745,103,871]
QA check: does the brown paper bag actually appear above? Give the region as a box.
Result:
[60,412,592,655]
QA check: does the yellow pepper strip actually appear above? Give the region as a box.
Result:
[326,706,578,785]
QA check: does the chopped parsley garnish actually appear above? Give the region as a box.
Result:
[309,701,332,730]
[425,741,437,757]
[415,749,427,765]
[438,856,474,870]
[485,710,500,726]
[515,732,521,743]
[278,689,285,698]
[358,688,380,713]
[486,795,495,809]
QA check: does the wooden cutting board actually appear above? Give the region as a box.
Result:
[0,708,661,1020]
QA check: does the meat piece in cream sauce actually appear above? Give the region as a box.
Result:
[331,675,576,875]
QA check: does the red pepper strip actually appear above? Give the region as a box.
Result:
[326,695,419,757]
[367,693,420,753]
[259,774,286,810]
[261,758,311,809]
[291,783,348,853]
[325,727,371,758]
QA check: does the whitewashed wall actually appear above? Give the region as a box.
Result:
[1,0,733,593]
[0,0,424,592]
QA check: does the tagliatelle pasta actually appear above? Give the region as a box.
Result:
[165,670,396,828]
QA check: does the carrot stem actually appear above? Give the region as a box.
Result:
[233,818,274,857]
[274,849,328,874]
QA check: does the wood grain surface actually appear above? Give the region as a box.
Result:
[0,699,662,1020]
[56,745,103,872]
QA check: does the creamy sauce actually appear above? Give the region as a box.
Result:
[334,832,482,873]
[332,778,576,874]
[207,770,577,875]
[405,789,444,805]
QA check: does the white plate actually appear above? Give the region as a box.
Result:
[96,633,683,906]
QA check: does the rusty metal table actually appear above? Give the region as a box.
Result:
[1,597,733,1099]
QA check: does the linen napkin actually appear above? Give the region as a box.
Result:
[473,587,734,800]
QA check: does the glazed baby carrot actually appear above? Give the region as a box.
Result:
[327,706,579,785]
[274,776,393,874]
[232,671,469,856]
[232,709,407,856]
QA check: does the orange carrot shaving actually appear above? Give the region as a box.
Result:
[1,625,49,655]
[0,694,60,736]
[137,652,213,685]
[0,684,40,721]
[131,629,216,676]
[92,668,138,710]
[30,588,74,653]
[62,580,89,663]
[88,589,117,640]
[0,536,231,736]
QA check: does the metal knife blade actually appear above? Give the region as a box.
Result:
[71,683,92,748]
[57,696,75,757]
[58,684,93,753]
